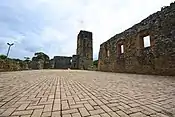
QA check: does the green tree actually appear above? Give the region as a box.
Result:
[0,54,7,59]
[33,52,49,61]
[93,60,98,67]
[32,52,50,69]
[24,57,30,60]
[24,57,30,62]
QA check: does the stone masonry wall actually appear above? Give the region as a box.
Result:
[71,55,79,69]
[53,56,72,69]
[30,60,44,70]
[98,2,175,75]
[77,30,93,70]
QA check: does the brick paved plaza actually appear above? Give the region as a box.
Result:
[0,70,175,117]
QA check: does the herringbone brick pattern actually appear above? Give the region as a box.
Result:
[0,70,174,117]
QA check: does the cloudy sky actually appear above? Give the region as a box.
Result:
[0,0,174,60]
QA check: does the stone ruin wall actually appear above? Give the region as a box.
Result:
[53,56,72,69]
[30,60,44,69]
[77,31,93,70]
[98,2,175,75]
[71,55,79,69]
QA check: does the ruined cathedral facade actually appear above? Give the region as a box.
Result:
[51,30,93,70]
[72,30,93,69]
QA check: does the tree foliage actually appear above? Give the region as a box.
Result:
[24,57,30,63]
[24,57,30,60]
[93,60,98,67]
[32,52,50,69]
[33,52,49,61]
[0,54,7,59]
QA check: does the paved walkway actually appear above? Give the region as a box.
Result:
[0,70,175,117]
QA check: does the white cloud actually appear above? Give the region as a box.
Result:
[40,27,67,42]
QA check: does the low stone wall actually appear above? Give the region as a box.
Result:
[0,59,28,72]
[30,60,44,69]
[98,2,175,76]
[53,56,72,69]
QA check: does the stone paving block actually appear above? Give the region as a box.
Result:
[70,104,84,109]
[48,95,54,99]
[0,108,5,114]
[43,104,52,112]
[100,105,112,112]
[94,99,103,105]
[72,112,81,117]
[79,107,90,116]
[62,108,78,115]
[111,106,120,111]
[107,103,120,107]
[108,111,120,117]
[16,104,29,110]
[140,106,157,115]
[68,99,75,105]
[116,110,130,117]
[53,103,61,111]
[11,103,22,108]
[31,109,43,117]
[62,101,69,110]
[0,108,16,116]
[89,108,104,115]
[93,105,101,110]
[128,103,141,107]
[129,112,148,117]
[41,111,51,117]
[89,115,101,117]
[21,115,31,117]
[12,110,33,116]
[62,114,71,117]
[76,100,88,104]
[54,99,61,104]
[127,106,143,114]
[27,105,44,110]
[51,111,61,117]
[40,98,47,103]
[156,113,172,117]
[84,103,94,110]
[88,100,97,106]
[100,113,111,117]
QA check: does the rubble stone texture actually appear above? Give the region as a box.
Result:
[49,59,55,69]
[0,70,174,117]
[53,56,72,69]
[98,2,175,75]
[71,55,80,69]
[76,30,93,70]
[29,60,44,69]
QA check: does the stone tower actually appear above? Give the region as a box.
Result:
[76,30,93,70]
